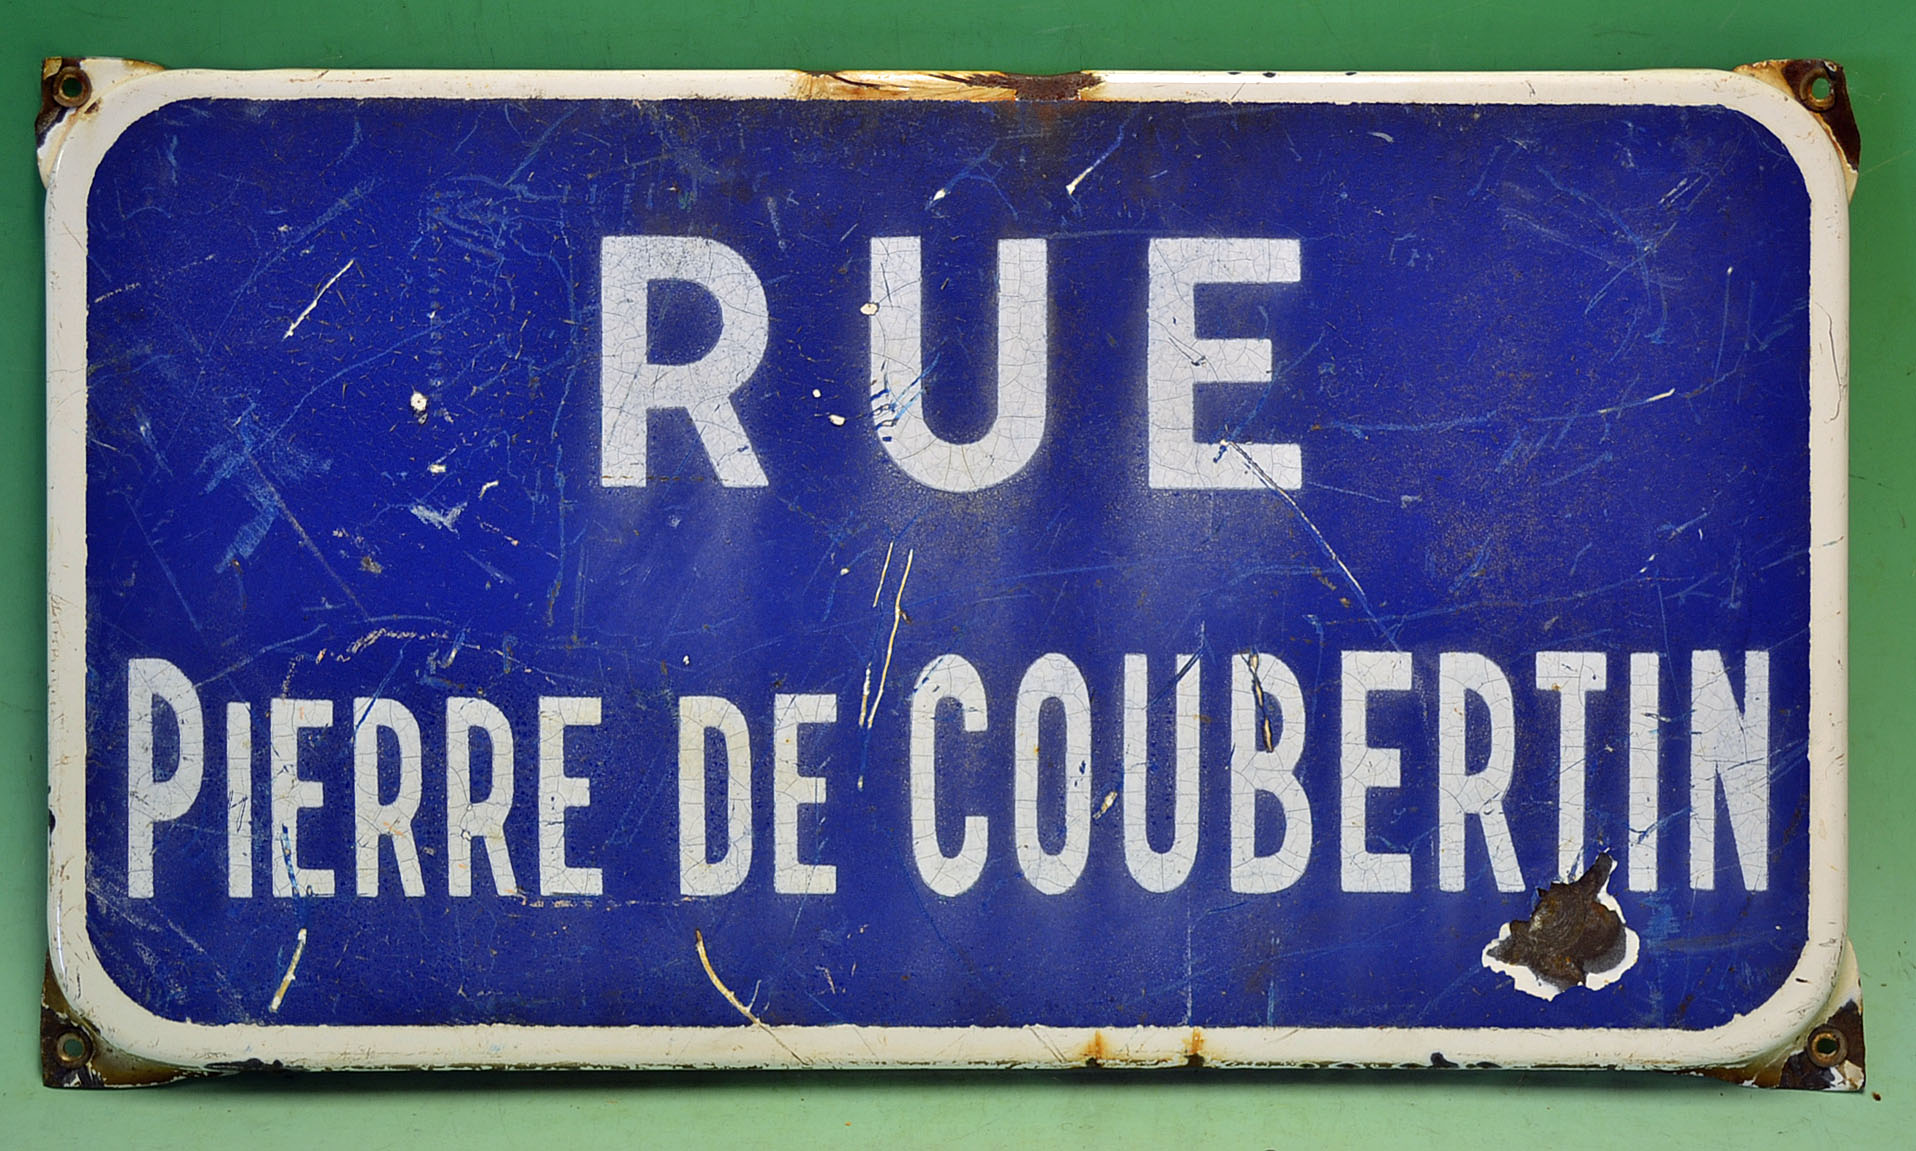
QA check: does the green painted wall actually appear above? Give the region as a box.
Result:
[5,2,1910,1145]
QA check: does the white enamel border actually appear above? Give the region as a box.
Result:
[45,66,1849,1072]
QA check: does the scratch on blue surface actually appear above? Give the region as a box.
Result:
[1065,115,1133,196]
[503,108,576,188]
[926,142,1018,215]
[1448,536,1493,595]
[1224,440,1398,649]
[1221,329,1324,451]
[1542,450,1615,488]
[1323,411,1500,440]
[195,625,327,690]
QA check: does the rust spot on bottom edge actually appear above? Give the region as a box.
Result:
[1082,1029,1108,1066]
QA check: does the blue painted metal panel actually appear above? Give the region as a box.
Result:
[81,94,1812,1036]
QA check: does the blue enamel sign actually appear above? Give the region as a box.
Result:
[44,66,1856,1079]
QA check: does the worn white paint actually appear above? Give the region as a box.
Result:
[1145,237,1303,490]
[1122,653,1201,893]
[600,235,771,488]
[1537,651,1607,881]
[1012,653,1093,896]
[1228,653,1311,894]
[1690,650,1773,891]
[1436,652,1524,893]
[446,697,520,898]
[352,698,426,898]
[678,695,753,897]
[773,693,838,895]
[537,696,602,896]
[868,236,1049,491]
[269,698,334,897]
[226,702,253,898]
[908,654,990,897]
[125,658,203,900]
[1340,650,1414,893]
[1628,652,1662,892]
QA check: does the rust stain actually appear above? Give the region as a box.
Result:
[1777,1003,1866,1090]
[1081,1029,1108,1066]
[1185,1027,1206,1068]
[1699,997,1866,1091]
[1785,1003,1862,1080]
[795,70,1103,103]
[1487,854,1626,991]
[36,57,85,145]
[935,71,1101,101]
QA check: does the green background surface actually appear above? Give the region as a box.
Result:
[3,1,1911,1146]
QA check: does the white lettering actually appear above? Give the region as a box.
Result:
[353,698,425,897]
[127,658,205,900]
[1230,653,1311,893]
[600,236,770,487]
[1146,237,1303,490]
[1437,652,1523,892]
[446,697,518,897]
[909,655,991,897]
[270,698,334,897]
[1536,651,1606,880]
[226,702,252,898]
[538,696,602,896]
[774,693,838,896]
[1341,651,1412,892]
[1690,650,1770,891]
[1014,653,1093,895]
[1122,654,1201,893]
[1629,652,1661,891]
[678,695,753,897]
[868,236,1048,491]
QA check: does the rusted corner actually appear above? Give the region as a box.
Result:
[1735,59,1860,197]
[35,57,85,146]
[1697,938,1866,1092]
[42,957,213,1088]
[37,57,168,189]
[1776,1002,1866,1090]
[795,70,1102,102]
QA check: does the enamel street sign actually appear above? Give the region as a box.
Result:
[40,61,1861,1087]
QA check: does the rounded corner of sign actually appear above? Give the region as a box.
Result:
[1684,928,1850,1069]
[49,962,151,1067]
[41,63,196,206]
[1705,72,1854,210]
[47,907,221,1073]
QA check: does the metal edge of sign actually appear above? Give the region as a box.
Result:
[40,62,1854,1079]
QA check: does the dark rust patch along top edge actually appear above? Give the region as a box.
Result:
[795,70,1102,101]
[930,71,1102,100]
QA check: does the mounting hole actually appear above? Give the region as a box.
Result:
[1797,67,1837,112]
[54,1029,91,1067]
[1807,1025,1848,1068]
[51,65,91,109]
